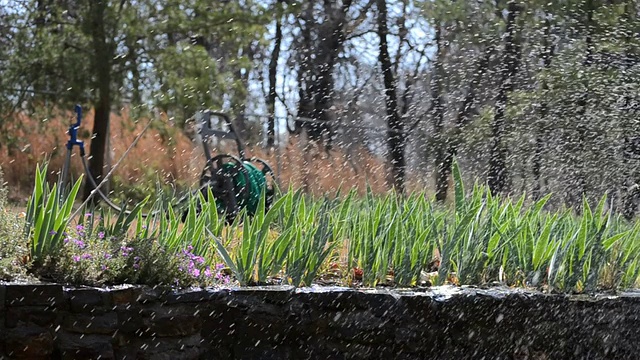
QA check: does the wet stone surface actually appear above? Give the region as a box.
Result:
[4,284,64,307]
[65,287,111,313]
[0,283,639,359]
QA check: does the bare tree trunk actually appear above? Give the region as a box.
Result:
[377,0,405,193]
[488,2,521,195]
[620,0,638,220]
[312,0,353,151]
[429,26,446,202]
[291,0,352,150]
[434,44,494,202]
[266,0,284,148]
[532,19,555,200]
[83,0,113,201]
[231,44,255,142]
[291,2,313,135]
[571,1,594,210]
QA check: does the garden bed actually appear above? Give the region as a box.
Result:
[2,164,640,358]
[0,282,638,359]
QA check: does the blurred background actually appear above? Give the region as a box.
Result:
[1,0,639,216]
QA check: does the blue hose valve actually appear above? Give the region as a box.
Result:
[67,104,85,155]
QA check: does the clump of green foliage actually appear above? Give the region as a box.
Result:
[46,222,228,287]
[207,161,640,292]
[15,161,640,292]
[22,164,231,288]
[0,166,29,281]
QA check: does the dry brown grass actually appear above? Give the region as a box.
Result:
[0,108,197,201]
[0,108,426,204]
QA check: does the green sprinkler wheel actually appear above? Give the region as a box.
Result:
[200,153,250,221]
[247,157,277,210]
[192,110,278,222]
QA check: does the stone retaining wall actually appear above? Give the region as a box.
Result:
[0,284,638,359]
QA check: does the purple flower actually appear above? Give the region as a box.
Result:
[104,253,112,259]
[72,255,81,262]
[191,268,200,277]
[182,249,195,257]
[101,265,108,271]
[81,253,92,260]
[76,224,85,231]
[133,263,139,270]
[85,213,92,218]
[204,267,212,278]
[98,231,105,239]
[49,230,57,235]
[120,246,133,257]
[215,263,225,270]
[63,237,70,244]
[73,239,85,248]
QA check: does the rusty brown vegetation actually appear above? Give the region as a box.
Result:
[0,109,414,204]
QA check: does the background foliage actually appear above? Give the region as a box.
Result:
[1,0,640,215]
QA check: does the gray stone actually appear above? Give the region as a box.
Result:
[109,286,142,305]
[62,312,118,335]
[138,285,171,304]
[295,289,361,310]
[328,310,392,343]
[56,332,115,360]
[116,307,148,335]
[230,285,295,304]
[163,289,224,304]
[4,326,54,359]
[135,335,202,360]
[1,284,640,359]
[0,285,6,311]
[5,305,59,328]
[141,347,201,360]
[146,308,203,337]
[5,284,63,307]
[66,288,108,313]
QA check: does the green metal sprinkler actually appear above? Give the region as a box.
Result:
[196,110,277,222]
